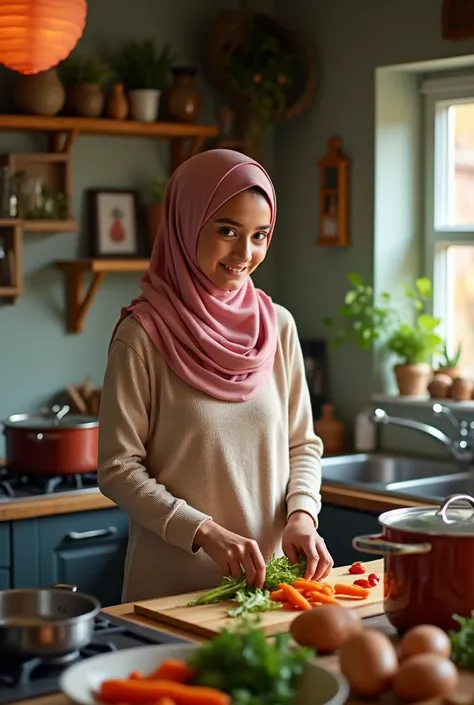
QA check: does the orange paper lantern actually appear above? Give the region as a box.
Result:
[0,0,87,75]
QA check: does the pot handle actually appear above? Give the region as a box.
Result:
[436,494,474,525]
[353,533,432,555]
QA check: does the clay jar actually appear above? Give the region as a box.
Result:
[105,83,129,120]
[14,69,66,116]
[314,404,345,455]
[167,66,202,123]
[67,83,104,118]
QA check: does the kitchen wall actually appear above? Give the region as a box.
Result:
[273,0,474,433]
[0,0,275,456]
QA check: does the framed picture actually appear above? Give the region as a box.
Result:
[89,189,141,258]
[300,338,328,419]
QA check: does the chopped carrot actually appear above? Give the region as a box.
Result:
[304,590,341,605]
[129,670,145,680]
[278,583,312,611]
[320,583,336,595]
[334,582,370,599]
[147,658,196,683]
[308,602,322,607]
[156,699,177,705]
[98,678,230,705]
[270,587,305,602]
[293,579,324,591]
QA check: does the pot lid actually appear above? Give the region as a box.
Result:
[380,494,474,536]
[2,405,98,430]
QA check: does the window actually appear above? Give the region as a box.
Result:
[423,76,474,376]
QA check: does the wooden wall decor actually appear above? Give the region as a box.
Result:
[316,136,350,247]
[442,0,474,41]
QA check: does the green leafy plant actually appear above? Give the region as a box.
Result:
[449,611,474,671]
[438,341,462,369]
[58,54,111,86]
[323,273,443,365]
[117,39,176,91]
[223,25,296,127]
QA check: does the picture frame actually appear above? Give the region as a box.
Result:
[89,189,142,258]
[300,338,328,420]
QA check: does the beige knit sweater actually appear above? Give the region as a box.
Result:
[97,305,323,602]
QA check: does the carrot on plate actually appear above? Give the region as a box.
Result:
[277,583,312,611]
[147,658,197,683]
[98,678,230,705]
[334,582,370,599]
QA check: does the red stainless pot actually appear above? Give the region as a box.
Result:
[2,405,99,476]
[353,493,474,633]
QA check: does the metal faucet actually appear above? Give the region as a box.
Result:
[371,403,474,464]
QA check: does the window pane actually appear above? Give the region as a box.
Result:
[446,102,474,227]
[446,245,474,376]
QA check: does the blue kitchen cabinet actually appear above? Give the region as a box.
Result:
[318,504,381,567]
[12,508,129,606]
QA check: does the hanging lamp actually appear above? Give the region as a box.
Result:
[0,0,87,75]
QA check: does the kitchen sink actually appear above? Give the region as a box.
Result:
[321,453,457,486]
[387,472,474,501]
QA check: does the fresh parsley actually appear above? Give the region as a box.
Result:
[450,611,474,670]
[188,616,313,705]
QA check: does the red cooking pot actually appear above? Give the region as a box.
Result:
[353,493,474,633]
[2,405,99,476]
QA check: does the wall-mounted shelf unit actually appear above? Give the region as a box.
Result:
[56,258,149,334]
[0,220,22,303]
[0,115,218,171]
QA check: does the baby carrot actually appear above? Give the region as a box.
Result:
[147,658,196,683]
[334,582,370,599]
[293,579,324,591]
[155,699,177,705]
[304,590,341,605]
[98,678,230,705]
[278,583,312,611]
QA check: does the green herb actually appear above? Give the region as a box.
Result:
[189,555,307,608]
[188,616,313,705]
[449,612,474,670]
[227,588,282,618]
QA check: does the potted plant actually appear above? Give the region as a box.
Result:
[146,178,168,250]
[323,273,443,396]
[434,341,462,380]
[58,53,111,118]
[117,40,176,122]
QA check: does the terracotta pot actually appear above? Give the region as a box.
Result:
[147,203,163,250]
[394,362,431,396]
[2,406,99,476]
[67,83,104,118]
[353,495,474,632]
[167,67,202,123]
[14,69,65,116]
[105,83,129,120]
[434,366,461,380]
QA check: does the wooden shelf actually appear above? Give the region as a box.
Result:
[24,219,78,233]
[0,114,218,170]
[56,258,149,333]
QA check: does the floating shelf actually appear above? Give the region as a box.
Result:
[0,115,218,171]
[56,258,149,333]
[23,220,78,233]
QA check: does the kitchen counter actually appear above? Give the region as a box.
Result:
[0,481,433,522]
[13,602,474,705]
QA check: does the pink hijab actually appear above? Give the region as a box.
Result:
[112,149,278,402]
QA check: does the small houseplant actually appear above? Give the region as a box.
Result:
[116,40,176,122]
[58,53,111,118]
[323,273,443,396]
[434,341,462,380]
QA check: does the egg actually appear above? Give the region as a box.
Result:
[290,604,362,653]
[393,653,458,702]
[339,629,398,697]
[399,624,452,660]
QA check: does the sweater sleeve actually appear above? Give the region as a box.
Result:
[97,337,212,554]
[284,315,323,528]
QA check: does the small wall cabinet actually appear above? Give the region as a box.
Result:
[316,136,350,247]
[0,220,22,302]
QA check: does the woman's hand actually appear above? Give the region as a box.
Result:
[282,511,334,580]
[194,520,266,588]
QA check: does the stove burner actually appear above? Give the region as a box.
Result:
[0,467,98,497]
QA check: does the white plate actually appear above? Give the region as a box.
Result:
[59,642,349,705]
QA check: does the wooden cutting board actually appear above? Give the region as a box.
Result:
[134,559,385,638]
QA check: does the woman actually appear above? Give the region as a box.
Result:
[97,149,332,602]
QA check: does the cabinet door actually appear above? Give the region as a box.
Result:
[13,509,129,606]
[318,504,381,567]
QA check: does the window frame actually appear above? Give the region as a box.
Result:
[422,74,474,347]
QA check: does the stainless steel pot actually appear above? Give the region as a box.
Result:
[0,584,101,659]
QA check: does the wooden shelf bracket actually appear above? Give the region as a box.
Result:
[65,268,105,334]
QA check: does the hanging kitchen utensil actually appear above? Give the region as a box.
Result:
[1,404,99,476]
[353,493,474,632]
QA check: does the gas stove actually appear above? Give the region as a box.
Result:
[0,612,190,703]
[0,467,99,500]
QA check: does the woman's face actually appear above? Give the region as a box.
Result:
[196,189,272,290]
